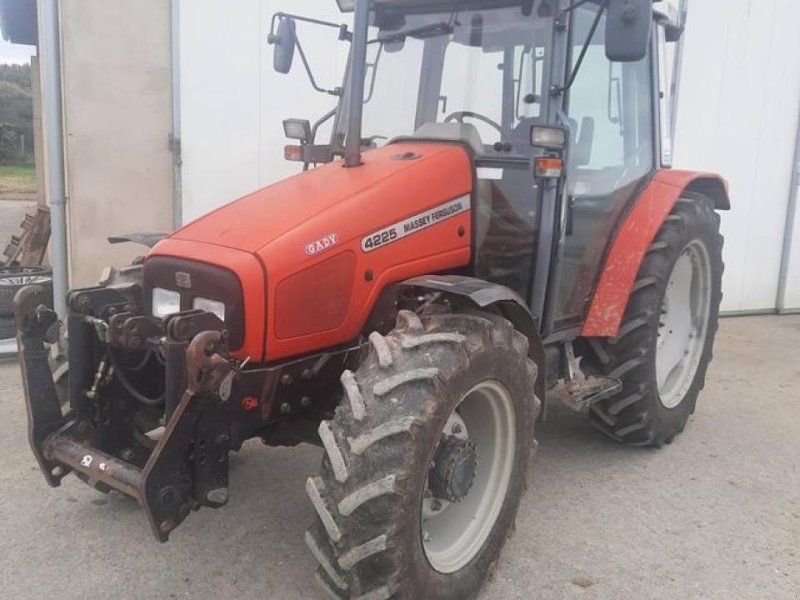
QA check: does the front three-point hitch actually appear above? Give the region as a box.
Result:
[14,275,358,541]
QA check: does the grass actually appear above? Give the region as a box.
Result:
[0,164,36,196]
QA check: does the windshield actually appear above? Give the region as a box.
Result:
[337,3,555,153]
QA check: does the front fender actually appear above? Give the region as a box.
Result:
[398,275,546,406]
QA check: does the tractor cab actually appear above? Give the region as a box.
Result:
[271,0,680,337]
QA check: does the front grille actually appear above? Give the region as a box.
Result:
[143,256,245,350]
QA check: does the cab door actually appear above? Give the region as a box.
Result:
[550,2,657,331]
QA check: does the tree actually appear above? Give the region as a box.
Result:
[0,80,32,164]
[0,123,21,162]
[0,63,32,89]
[0,80,32,125]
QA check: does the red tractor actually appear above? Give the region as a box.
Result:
[15,1,727,598]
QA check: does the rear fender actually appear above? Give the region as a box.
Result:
[581,170,729,338]
[397,275,546,405]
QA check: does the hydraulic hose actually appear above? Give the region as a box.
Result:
[107,349,165,407]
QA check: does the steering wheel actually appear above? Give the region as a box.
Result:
[444,111,503,134]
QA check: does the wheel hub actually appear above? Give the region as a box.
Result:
[421,380,517,574]
[428,435,478,503]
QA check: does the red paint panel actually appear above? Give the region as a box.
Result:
[172,143,469,255]
[152,142,473,362]
[268,246,471,360]
[256,144,473,360]
[274,251,357,339]
[581,170,727,338]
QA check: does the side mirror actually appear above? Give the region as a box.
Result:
[605,0,653,62]
[270,17,297,74]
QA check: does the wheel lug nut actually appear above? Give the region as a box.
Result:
[452,424,462,435]
[431,500,442,511]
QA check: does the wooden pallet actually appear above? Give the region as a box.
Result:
[1,206,51,267]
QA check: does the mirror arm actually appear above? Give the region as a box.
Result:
[514,46,527,121]
[560,0,596,14]
[363,44,384,104]
[295,37,342,97]
[310,107,338,146]
[269,12,351,42]
[551,0,609,96]
[301,107,339,171]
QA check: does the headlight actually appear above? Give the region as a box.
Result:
[152,287,181,319]
[193,297,226,321]
[145,257,244,349]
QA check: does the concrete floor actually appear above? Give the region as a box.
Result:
[0,315,798,600]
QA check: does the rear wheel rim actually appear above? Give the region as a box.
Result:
[422,380,516,574]
[656,239,712,409]
[0,267,51,287]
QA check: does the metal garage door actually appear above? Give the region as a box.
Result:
[178,0,349,223]
[672,0,800,313]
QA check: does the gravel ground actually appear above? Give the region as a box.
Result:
[0,315,798,600]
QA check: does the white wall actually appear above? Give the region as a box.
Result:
[672,0,800,312]
[61,0,174,287]
[179,0,349,222]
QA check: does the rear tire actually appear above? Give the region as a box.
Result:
[587,194,723,446]
[306,307,540,600]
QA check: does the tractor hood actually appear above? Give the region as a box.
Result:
[149,142,474,361]
[170,142,471,255]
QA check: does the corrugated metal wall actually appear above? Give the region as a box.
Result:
[178,0,349,223]
[672,0,800,312]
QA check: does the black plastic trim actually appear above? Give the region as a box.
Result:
[143,257,245,350]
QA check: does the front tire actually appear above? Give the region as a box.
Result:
[587,194,724,446]
[306,308,540,600]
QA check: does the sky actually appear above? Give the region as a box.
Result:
[0,38,35,65]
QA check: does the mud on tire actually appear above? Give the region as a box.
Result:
[586,193,724,447]
[305,307,541,600]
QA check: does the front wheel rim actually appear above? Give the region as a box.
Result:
[656,239,712,409]
[421,380,516,574]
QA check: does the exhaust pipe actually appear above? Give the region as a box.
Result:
[344,0,369,168]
